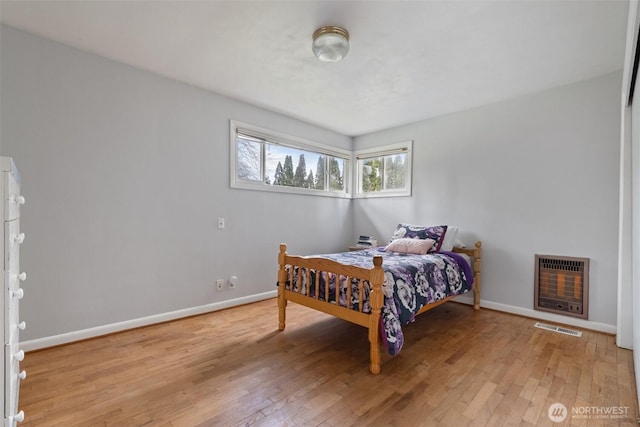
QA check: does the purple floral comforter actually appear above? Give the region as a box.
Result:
[286,248,474,356]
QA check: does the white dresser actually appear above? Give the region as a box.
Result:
[1,157,26,426]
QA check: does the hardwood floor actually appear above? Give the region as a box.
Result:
[20,299,638,426]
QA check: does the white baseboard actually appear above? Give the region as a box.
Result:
[20,290,277,352]
[455,295,617,335]
[21,291,616,352]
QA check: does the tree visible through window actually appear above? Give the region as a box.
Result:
[232,122,349,196]
[359,153,407,192]
[236,136,262,182]
[355,142,412,197]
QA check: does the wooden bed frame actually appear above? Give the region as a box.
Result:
[277,241,482,374]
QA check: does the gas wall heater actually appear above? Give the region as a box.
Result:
[534,254,589,319]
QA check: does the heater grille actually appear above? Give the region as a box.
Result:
[534,254,589,319]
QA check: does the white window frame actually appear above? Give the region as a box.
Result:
[230,120,352,198]
[353,140,413,199]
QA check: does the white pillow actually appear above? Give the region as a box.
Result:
[384,238,436,255]
[439,226,459,251]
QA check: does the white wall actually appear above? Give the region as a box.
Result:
[625,0,640,413]
[630,88,640,418]
[615,0,639,409]
[353,72,622,329]
[618,104,633,349]
[0,25,353,343]
[618,0,637,351]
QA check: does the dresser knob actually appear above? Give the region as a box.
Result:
[13,288,24,299]
[17,321,26,331]
[16,195,25,205]
[16,272,26,281]
[13,233,25,244]
[10,411,24,423]
[18,370,26,380]
[13,350,24,362]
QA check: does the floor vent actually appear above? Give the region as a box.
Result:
[534,254,589,319]
[534,322,582,337]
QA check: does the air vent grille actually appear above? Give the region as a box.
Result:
[534,254,589,319]
[534,322,582,337]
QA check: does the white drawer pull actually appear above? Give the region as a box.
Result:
[13,288,24,299]
[18,370,26,380]
[13,233,25,244]
[16,272,26,281]
[17,321,26,331]
[13,350,24,362]
[16,195,25,205]
[11,411,24,423]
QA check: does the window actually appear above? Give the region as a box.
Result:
[354,141,412,198]
[230,121,350,197]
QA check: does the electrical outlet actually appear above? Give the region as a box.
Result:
[229,275,238,289]
[216,279,224,291]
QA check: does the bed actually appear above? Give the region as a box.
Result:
[277,224,482,374]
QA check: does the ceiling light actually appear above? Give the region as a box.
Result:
[312,26,349,62]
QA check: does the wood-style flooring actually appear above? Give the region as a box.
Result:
[19,299,639,426]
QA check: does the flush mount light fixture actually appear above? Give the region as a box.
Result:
[312,26,350,62]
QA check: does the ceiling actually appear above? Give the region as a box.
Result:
[0,0,630,136]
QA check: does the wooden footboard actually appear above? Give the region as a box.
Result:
[277,243,385,374]
[277,241,482,374]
